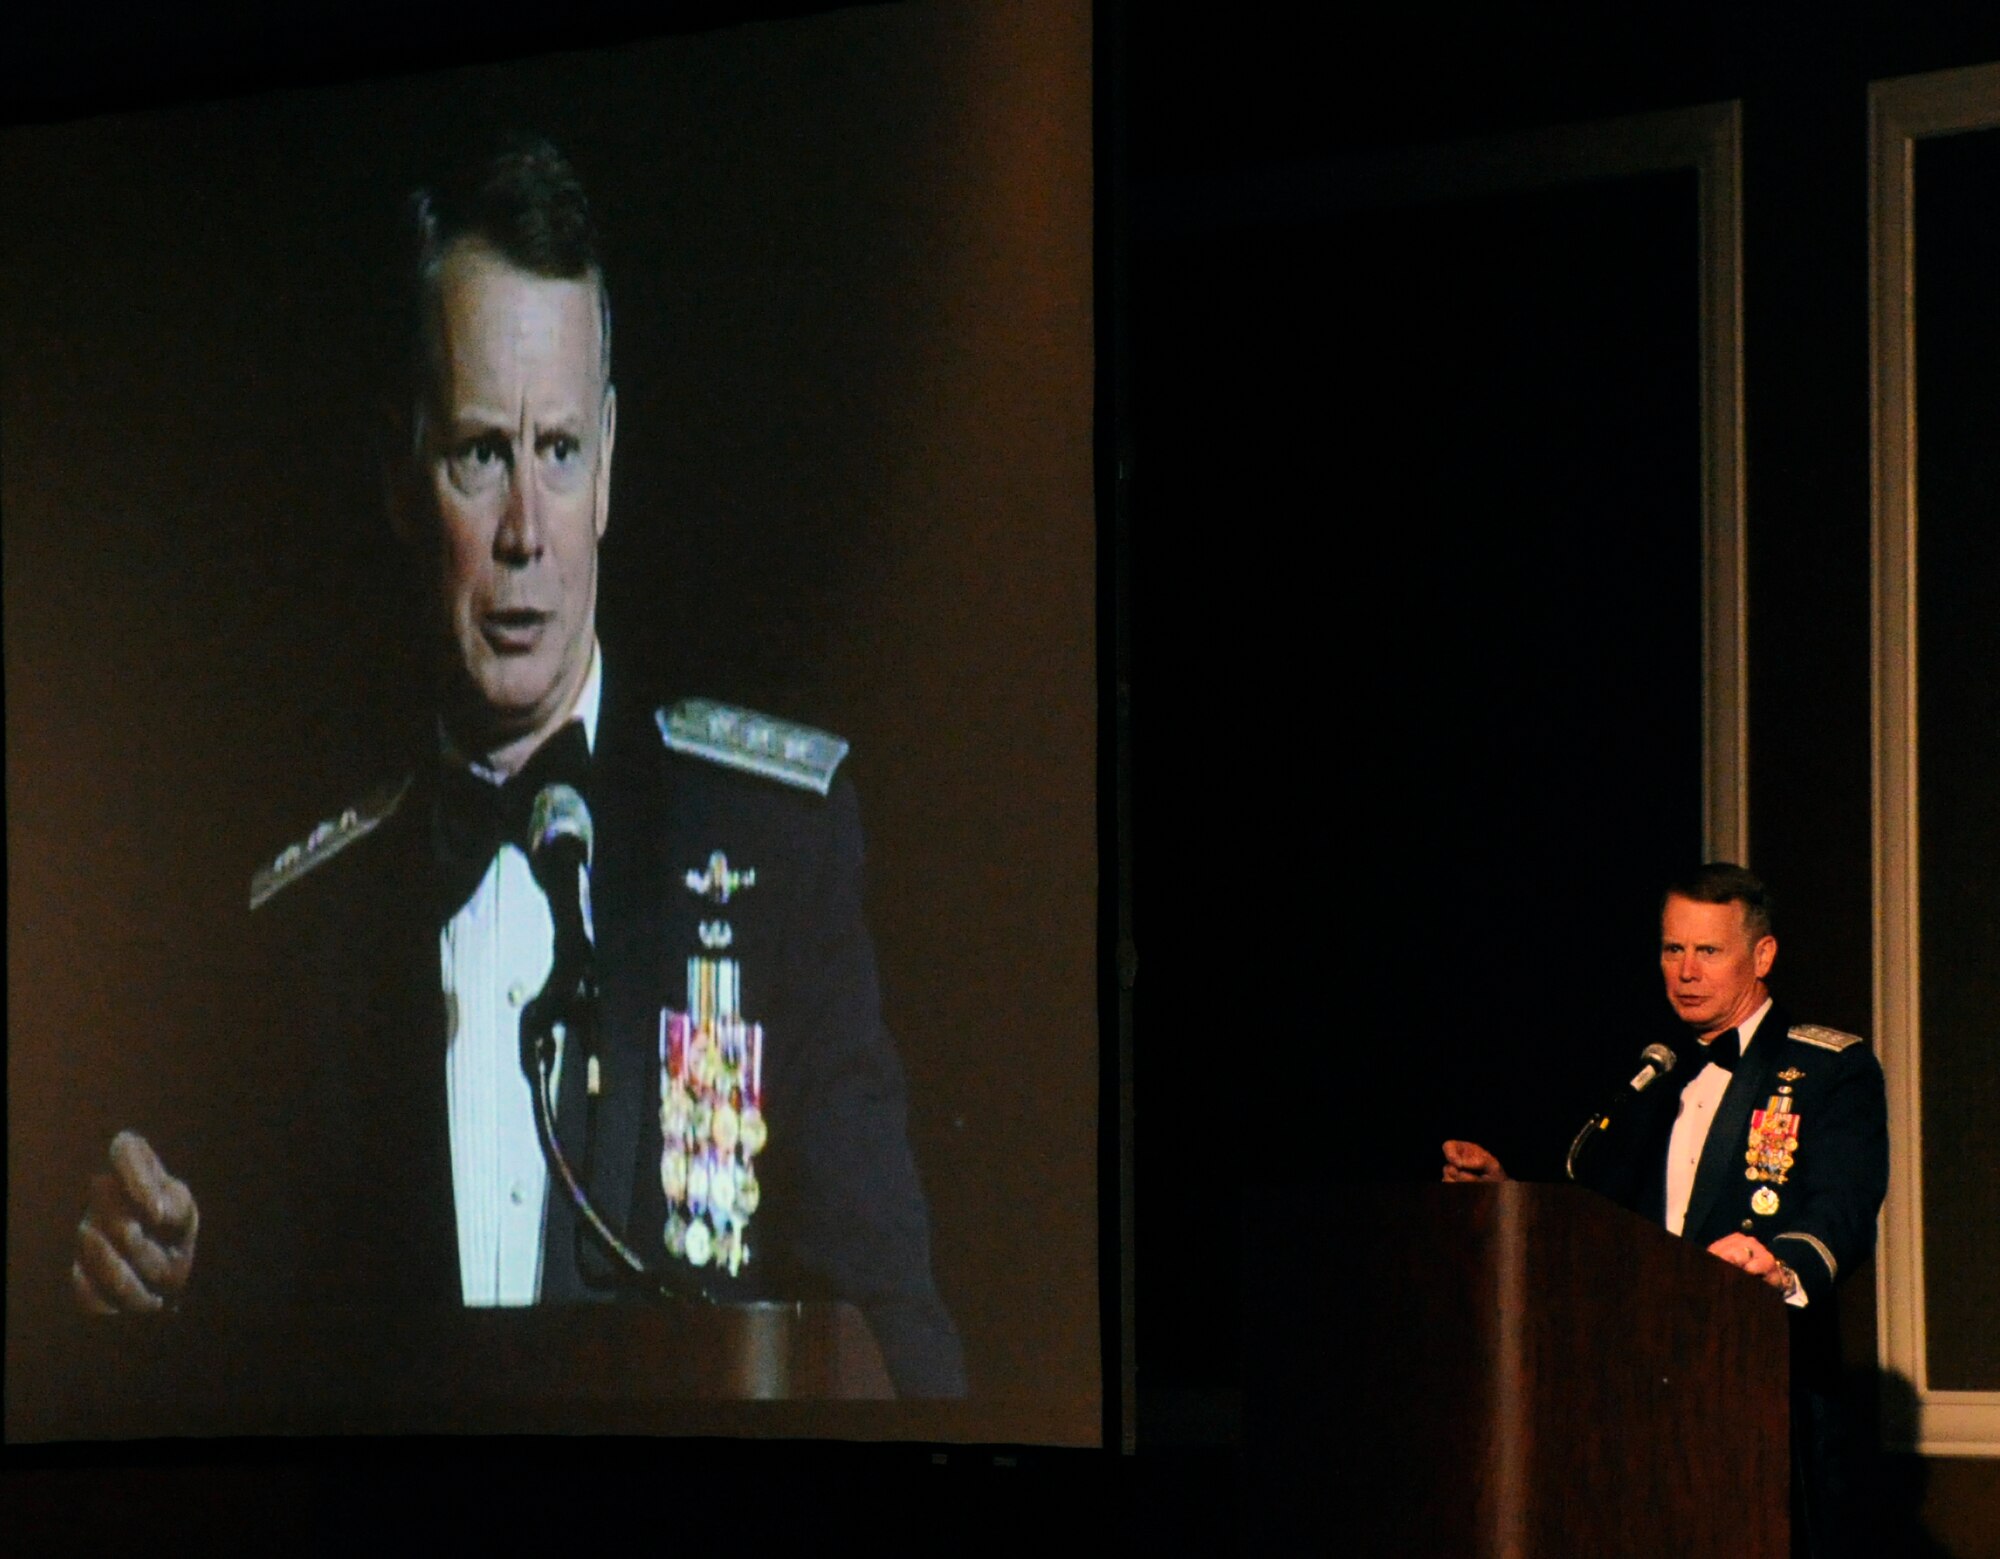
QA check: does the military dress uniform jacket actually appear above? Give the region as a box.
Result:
[1564,1005,1889,1310]
[209,668,967,1398]
[1564,1006,1887,1559]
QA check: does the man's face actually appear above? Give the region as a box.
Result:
[1658,894,1776,1039]
[415,240,615,760]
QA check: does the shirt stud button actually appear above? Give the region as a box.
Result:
[510,1183,526,1206]
[507,982,528,1007]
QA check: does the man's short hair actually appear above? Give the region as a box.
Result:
[1662,862,1774,943]
[405,136,612,432]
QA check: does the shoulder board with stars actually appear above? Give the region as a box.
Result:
[655,700,849,796]
[1788,1023,1865,1053]
[249,774,413,911]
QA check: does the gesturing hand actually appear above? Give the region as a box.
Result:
[70,1131,199,1314]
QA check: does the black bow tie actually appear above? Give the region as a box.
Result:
[1694,1028,1741,1073]
[434,720,592,923]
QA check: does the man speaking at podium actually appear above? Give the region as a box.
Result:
[1441,864,1887,1557]
[65,139,966,1399]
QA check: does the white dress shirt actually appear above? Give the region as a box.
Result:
[1665,996,1770,1236]
[441,646,601,1305]
[1663,996,1806,1307]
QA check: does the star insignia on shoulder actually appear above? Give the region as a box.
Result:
[1788,1023,1865,1053]
[655,700,849,795]
[249,774,412,910]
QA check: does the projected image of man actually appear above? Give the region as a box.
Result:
[67,139,966,1399]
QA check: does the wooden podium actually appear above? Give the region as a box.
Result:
[1245,1183,1791,1557]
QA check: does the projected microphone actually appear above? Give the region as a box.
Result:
[519,784,665,1289]
[523,784,597,1088]
[523,781,600,1103]
[1627,1042,1678,1093]
[528,783,596,975]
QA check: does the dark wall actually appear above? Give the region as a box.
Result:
[1129,163,1707,1315]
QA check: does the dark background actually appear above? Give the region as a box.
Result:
[1133,169,1704,1192]
[9,0,2000,1551]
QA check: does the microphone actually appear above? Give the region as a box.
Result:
[1627,1042,1678,1093]
[1567,1042,1682,1182]
[518,783,662,1290]
[527,783,595,959]
[523,783,597,1091]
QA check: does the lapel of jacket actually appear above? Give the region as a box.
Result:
[543,664,674,1298]
[1681,1004,1784,1245]
[304,768,459,1304]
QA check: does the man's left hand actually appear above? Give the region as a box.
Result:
[1705,1233,1793,1293]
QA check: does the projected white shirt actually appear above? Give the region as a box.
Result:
[440,646,601,1306]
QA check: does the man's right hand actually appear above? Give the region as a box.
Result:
[70,1131,199,1314]
[1441,1140,1509,1183]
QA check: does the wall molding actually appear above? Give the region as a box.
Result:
[1869,59,2000,1459]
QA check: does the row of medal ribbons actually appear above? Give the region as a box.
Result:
[1746,1094,1798,1186]
[659,957,767,1276]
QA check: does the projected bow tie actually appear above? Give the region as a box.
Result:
[1694,1027,1741,1073]
[434,720,592,923]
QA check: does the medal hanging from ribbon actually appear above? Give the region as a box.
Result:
[1744,1095,1800,1186]
[659,956,767,1275]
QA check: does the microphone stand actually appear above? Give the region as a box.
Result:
[1566,1041,1685,1182]
[521,962,689,1303]
[518,782,696,1304]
